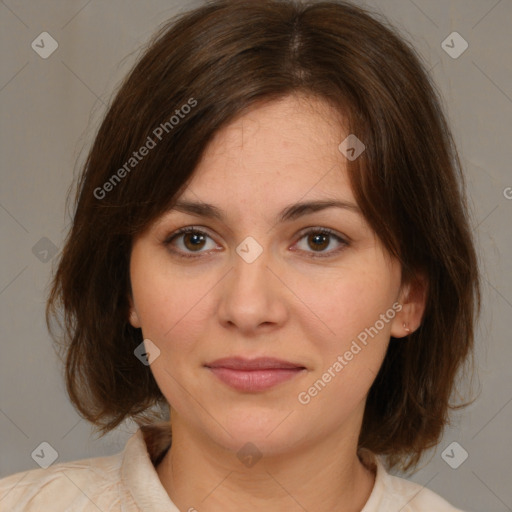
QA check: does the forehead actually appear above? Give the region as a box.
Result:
[183,94,354,203]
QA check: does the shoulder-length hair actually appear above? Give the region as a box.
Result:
[47,0,480,472]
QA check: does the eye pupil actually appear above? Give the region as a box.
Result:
[308,233,329,251]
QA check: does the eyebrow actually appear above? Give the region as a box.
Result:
[170,199,360,223]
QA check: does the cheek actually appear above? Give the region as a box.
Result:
[130,249,217,354]
[293,278,395,422]
[289,253,399,410]
[130,256,212,407]
[291,257,399,348]
[296,279,394,381]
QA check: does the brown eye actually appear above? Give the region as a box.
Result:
[183,232,207,251]
[164,227,218,257]
[294,228,348,258]
[307,232,330,251]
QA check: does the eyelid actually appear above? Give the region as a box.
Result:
[291,226,349,258]
[294,226,349,243]
[163,226,220,259]
[163,226,215,245]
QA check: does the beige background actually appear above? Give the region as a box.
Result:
[0,1,511,510]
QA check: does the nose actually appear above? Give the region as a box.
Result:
[216,243,288,336]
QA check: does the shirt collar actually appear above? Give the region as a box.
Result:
[120,423,391,512]
[121,424,179,511]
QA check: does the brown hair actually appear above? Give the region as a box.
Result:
[47,0,480,472]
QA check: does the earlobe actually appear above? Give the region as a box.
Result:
[128,297,141,328]
[390,273,428,339]
[129,309,141,328]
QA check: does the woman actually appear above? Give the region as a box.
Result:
[0,0,480,510]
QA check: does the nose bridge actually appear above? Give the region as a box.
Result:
[217,235,287,330]
[231,235,272,294]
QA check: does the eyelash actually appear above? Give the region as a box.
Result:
[163,226,349,259]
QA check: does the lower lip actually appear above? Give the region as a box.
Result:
[207,367,305,392]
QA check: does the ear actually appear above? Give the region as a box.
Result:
[390,271,428,338]
[128,295,141,328]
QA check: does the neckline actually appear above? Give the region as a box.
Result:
[122,424,389,512]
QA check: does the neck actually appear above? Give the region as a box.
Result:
[156,417,376,512]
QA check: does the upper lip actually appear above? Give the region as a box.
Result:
[205,357,305,370]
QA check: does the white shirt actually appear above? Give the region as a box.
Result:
[0,425,464,511]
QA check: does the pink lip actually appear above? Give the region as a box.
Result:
[205,357,306,392]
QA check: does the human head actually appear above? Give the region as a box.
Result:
[47,0,480,471]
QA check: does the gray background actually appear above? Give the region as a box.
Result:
[0,1,511,511]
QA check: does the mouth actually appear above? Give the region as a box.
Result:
[204,357,307,392]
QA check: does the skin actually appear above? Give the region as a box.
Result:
[129,94,426,511]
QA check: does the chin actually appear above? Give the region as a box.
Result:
[206,407,306,458]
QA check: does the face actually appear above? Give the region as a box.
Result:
[129,94,410,457]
